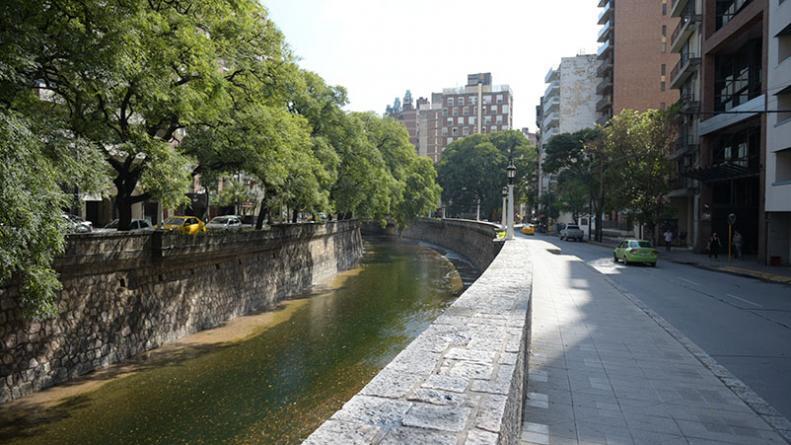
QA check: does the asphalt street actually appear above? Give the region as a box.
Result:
[522,233,791,421]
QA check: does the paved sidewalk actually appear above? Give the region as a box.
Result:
[520,240,791,445]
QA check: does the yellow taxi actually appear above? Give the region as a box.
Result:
[520,224,536,236]
[162,216,207,235]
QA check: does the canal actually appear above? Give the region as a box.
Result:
[0,239,477,445]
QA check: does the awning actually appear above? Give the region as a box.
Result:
[682,163,758,182]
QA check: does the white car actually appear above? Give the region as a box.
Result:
[206,215,244,231]
[560,224,585,242]
[100,219,154,232]
[62,214,93,233]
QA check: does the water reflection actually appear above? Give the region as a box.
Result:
[0,239,476,445]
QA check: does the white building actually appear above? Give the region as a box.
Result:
[766,0,791,265]
[537,55,600,224]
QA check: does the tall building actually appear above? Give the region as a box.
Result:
[596,0,680,123]
[399,91,419,149]
[667,0,704,248]
[537,55,600,199]
[766,0,791,265]
[520,127,539,146]
[392,73,513,163]
[684,0,768,259]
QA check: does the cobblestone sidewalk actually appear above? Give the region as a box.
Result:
[520,240,791,445]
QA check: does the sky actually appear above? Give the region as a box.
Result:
[264,0,601,131]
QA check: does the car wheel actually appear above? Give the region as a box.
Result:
[613,253,619,263]
[623,257,629,266]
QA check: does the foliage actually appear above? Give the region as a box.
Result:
[216,178,255,212]
[0,112,80,316]
[437,131,537,219]
[556,173,590,220]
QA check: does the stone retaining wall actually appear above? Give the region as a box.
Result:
[304,221,532,445]
[0,222,363,403]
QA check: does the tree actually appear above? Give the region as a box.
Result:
[603,109,677,241]
[217,178,255,215]
[556,173,589,221]
[0,111,102,315]
[2,0,293,230]
[438,131,536,219]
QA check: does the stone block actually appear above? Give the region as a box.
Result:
[402,402,473,432]
[331,395,412,428]
[380,427,457,445]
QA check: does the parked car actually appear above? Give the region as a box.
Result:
[62,213,92,233]
[163,216,207,235]
[614,239,658,267]
[102,219,153,232]
[560,224,584,241]
[521,224,536,236]
[206,215,244,231]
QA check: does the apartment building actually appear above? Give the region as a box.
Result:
[537,55,600,198]
[767,0,791,265]
[395,74,513,163]
[596,0,680,123]
[685,0,768,259]
[667,0,705,248]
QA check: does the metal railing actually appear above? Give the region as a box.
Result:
[671,4,701,48]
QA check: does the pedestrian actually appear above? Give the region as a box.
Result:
[663,229,673,252]
[708,233,721,260]
[733,230,743,259]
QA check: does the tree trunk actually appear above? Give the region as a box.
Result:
[117,193,133,231]
[291,209,298,223]
[255,197,267,230]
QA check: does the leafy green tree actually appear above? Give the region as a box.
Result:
[438,131,536,219]
[217,178,255,215]
[1,0,292,230]
[0,111,102,315]
[556,173,590,221]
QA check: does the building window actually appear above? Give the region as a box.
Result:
[470,96,477,105]
[458,97,465,106]
[469,116,476,125]
[662,25,667,37]
[453,108,459,116]
[502,105,510,114]
[716,0,752,30]
[452,127,458,136]
[490,125,497,132]
[447,117,453,125]
[777,90,791,124]
[463,106,470,115]
[491,105,498,113]
[483,95,492,105]
[779,27,791,63]
[776,149,791,183]
[496,94,503,104]
[457,116,464,124]
[660,81,666,92]
[661,63,666,75]
[447,137,453,144]
[442,127,448,135]
[496,115,503,124]
[448,97,454,106]
[463,127,470,136]
[662,0,667,15]
[484,115,492,125]
[714,39,762,112]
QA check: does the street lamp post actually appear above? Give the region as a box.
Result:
[501,186,508,227]
[506,161,516,240]
[476,197,481,221]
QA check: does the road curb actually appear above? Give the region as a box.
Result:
[585,239,791,286]
[597,273,791,444]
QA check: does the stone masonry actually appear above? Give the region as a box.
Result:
[304,225,532,445]
[0,222,363,403]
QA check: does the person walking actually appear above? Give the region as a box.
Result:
[733,230,743,259]
[663,229,673,252]
[708,233,722,260]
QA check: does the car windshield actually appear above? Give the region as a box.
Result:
[629,241,652,248]
[210,217,229,224]
[567,225,580,230]
[164,217,187,225]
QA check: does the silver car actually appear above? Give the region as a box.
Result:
[560,224,585,242]
[206,215,244,231]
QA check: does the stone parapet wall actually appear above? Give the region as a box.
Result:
[304,222,531,445]
[0,222,363,403]
[400,218,503,271]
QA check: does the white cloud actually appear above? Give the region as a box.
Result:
[264,0,600,130]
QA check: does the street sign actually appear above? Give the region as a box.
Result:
[728,213,737,225]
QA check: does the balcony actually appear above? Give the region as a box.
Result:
[670,52,700,89]
[544,68,559,84]
[596,95,612,112]
[596,78,613,95]
[597,1,613,25]
[670,0,689,18]
[597,40,612,60]
[543,96,560,114]
[597,19,613,43]
[596,60,613,78]
[544,81,559,99]
[670,8,701,53]
[669,132,699,160]
[678,93,700,115]
[542,111,559,130]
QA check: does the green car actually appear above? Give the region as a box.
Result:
[614,239,658,267]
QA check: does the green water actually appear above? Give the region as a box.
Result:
[0,240,473,445]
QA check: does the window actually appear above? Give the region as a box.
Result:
[502,105,510,114]
[452,127,458,135]
[660,81,666,92]
[490,125,497,132]
[483,95,492,104]
[713,128,760,170]
[716,0,752,30]
[779,24,791,62]
[777,90,791,124]
[470,96,477,105]
[453,108,459,116]
[484,115,492,125]
[714,39,762,112]
[661,64,666,76]
[441,127,448,135]
[662,25,667,38]
[496,115,503,124]
[496,94,503,104]
[776,149,791,182]
[447,137,454,144]
[468,116,476,125]
[463,127,470,136]
[457,116,464,124]
[447,117,453,125]
[458,97,465,106]
[662,1,667,15]
[463,106,470,115]
[491,105,498,113]
[447,97,455,106]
